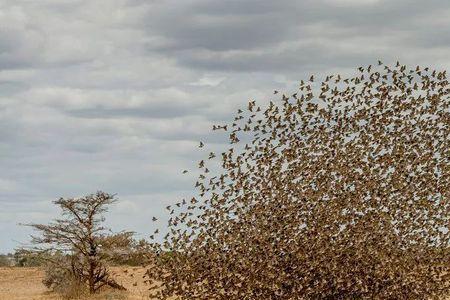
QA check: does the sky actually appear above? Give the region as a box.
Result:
[1,0,450,252]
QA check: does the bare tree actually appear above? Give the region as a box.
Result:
[25,191,126,294]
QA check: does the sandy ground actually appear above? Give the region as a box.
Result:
[0,266,152,300]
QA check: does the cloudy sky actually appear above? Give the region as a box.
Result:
[1,0,450,252]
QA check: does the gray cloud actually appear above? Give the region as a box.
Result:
[1,0,449,252]
[141,0,450,73]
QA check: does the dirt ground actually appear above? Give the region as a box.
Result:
[0,266,152,300]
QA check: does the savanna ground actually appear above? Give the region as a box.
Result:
[2,266,450,300]
[0,267,151,300]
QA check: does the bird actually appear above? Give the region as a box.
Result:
[147,61,450,300]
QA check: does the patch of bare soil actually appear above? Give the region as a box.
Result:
[0,267,151,300]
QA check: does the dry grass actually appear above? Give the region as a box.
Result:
[1,266,449,299]
[0,267,151,300]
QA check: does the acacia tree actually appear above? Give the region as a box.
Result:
[148,62,450,299]
[26,191,126,294]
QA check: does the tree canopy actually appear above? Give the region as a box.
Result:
[26,191,126,294]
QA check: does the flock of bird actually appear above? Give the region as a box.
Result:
[146,61,450,299]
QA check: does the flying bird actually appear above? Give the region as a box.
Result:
[147,61,450,300]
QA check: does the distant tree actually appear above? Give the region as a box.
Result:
[0,254,12,267]
[13,249,44,267]
[100,231,152,266]
[25,191,126,294]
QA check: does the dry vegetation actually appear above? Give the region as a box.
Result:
[0,267,150,300]
[26,192,129,294]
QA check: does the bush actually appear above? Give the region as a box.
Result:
[43,262,87,299]
[13,249,45,267]
[0,254,12,267]
[100,232,152,266]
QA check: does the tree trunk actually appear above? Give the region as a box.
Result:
[88,258,95,294]
[102,278,127,291]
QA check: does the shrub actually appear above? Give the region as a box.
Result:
[13,249,44,267]
[100,232,152,266]
[42,256,87,299]
[0,254,12,267]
